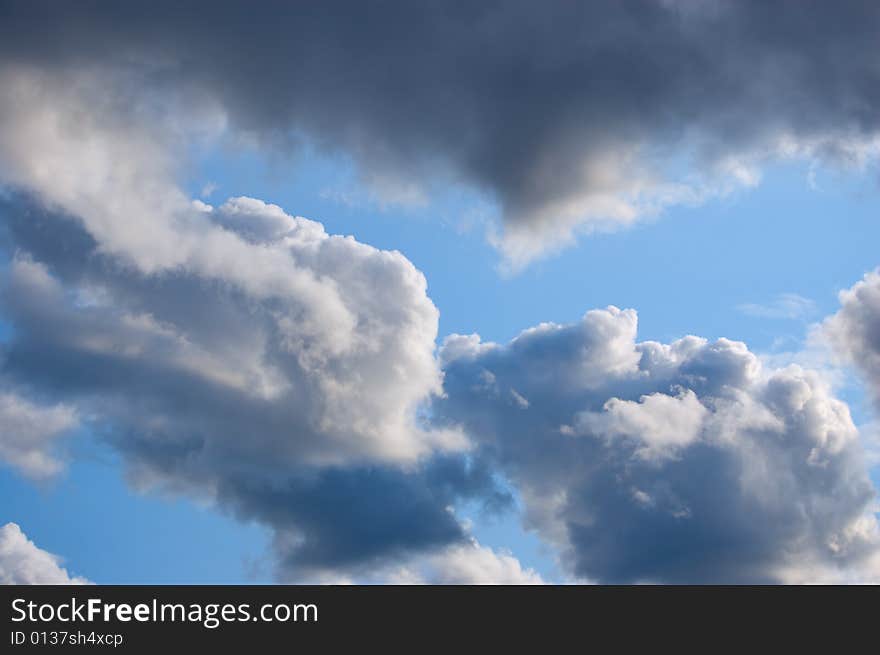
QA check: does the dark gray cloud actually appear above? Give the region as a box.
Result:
[217,457,509,580]
[434,307,880,583]
[2,1,879,263]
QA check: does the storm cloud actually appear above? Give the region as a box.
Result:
[434,307,880,583]
[2,1,880,263]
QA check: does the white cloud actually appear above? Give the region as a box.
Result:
[210,196,310,243]
[319,540,544,585]
[0,65,459,469]
[0,523,90,585]
[1,203,465,474]
[0,391,77,479]
[407,541,544,585]
[825,269,880,406]
[572,388,707,462]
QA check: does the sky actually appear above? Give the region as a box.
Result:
[2,1,880,585]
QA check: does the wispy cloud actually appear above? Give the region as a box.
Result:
[738,293,817,320]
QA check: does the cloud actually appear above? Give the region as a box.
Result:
[420,541,544,585]
[216,457,510,581]
[434,306,880,583]
[0,523,90,584]
[3,1,880,264]
[380,540,544,585]
[825,270,880,406]
[738,293,817,320]
[2,4,880,583]
[572,388,707,462]
[0,390,77,479]
[0,201,462,468]
[0,58,491,580]
[296,538,544,585]
[0,189,489,579]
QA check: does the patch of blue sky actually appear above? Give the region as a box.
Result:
[0,436,272,585]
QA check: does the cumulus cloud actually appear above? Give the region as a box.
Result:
[2,1,880,264]
[0,523,90,585]
[0,64,456,467]
[0,200,461,469]
[0,190,488,579]
[434,307,880,583]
